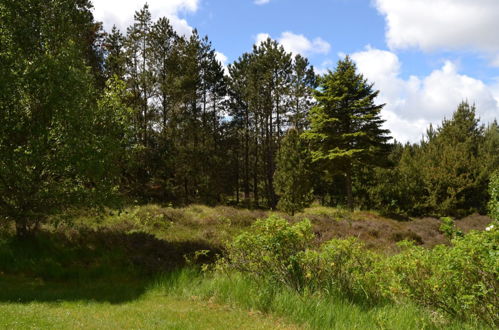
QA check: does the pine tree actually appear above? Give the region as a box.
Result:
[303,56,390,210]
[104,25,126,80]
[289,54,317,130]
[421,102,485,216]
[274,129,313,215]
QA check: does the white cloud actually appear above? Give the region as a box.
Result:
[350,46,499,142]
[255,33,271,46]
[92,0,199,35]
[254,0,271,4]
[254,32,331,56]
[374,0,499,65]
[279,32,330,56]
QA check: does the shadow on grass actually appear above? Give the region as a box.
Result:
[0,229,220,304]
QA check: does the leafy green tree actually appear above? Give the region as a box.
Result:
[274,129,313,215]
[303,56,390,210]
[0,0,124,236]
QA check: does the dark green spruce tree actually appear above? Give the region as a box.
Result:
[303,56,390,210]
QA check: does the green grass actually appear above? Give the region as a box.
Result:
[0,269,482,330]
[0,278,296,329]
[153,269,483,330]
[0,205,492,329]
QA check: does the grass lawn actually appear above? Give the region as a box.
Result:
[0,276,297,330]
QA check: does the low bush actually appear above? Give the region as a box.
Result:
[300,238,388,304]
[389,227,498,327]
[221,215,313,291]
[222,215,499,327]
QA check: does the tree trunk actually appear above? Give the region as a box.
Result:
[244,108,250,201]
[345,171,354,211]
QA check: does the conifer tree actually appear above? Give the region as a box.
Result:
[303,56,390,210]
[104,25,126,80]
[289,54,317,130]
[420,102,485,216]
[274,129,313,215]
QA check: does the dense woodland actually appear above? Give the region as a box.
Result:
[1,0,498,237]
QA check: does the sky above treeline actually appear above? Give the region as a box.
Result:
[92,0,499,142]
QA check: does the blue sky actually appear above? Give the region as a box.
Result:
[92,0,499,142]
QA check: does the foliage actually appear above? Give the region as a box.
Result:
[222,215,498,326]
[300,238,388,303]
[420,103,485,216]
[489,171,499,221]
[389,228,498,327]
[274,129,313,215]
[0,0,123,236]
[222,216,313,290]
[303,56,390,210]
[439,217,463,240]
[369,103,498,217]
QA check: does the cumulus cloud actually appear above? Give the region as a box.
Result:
[374,0,499,65]
[255,32,331,56]
[350,46,499,142]
[92,0,199,35]
[279,32,330,56]
[254,0,271,4]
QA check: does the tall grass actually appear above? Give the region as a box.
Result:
[152,269,480,330]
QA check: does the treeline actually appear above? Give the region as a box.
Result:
[100,5,318,208]
[1,1,498,236]
[369,105,499,217]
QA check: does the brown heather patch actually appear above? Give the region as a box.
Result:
[307,212,492,253]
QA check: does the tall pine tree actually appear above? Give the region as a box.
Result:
[303,56,390,210]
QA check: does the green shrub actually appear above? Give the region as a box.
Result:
[489,171,499,221]
[301,237,388,304]
[222,215,313,290]
[389,228,498,327]
[439,217,463,240]
[221,214,498,326]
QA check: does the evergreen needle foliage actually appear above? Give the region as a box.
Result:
[303,56,390,210]
[274,129,313,215]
